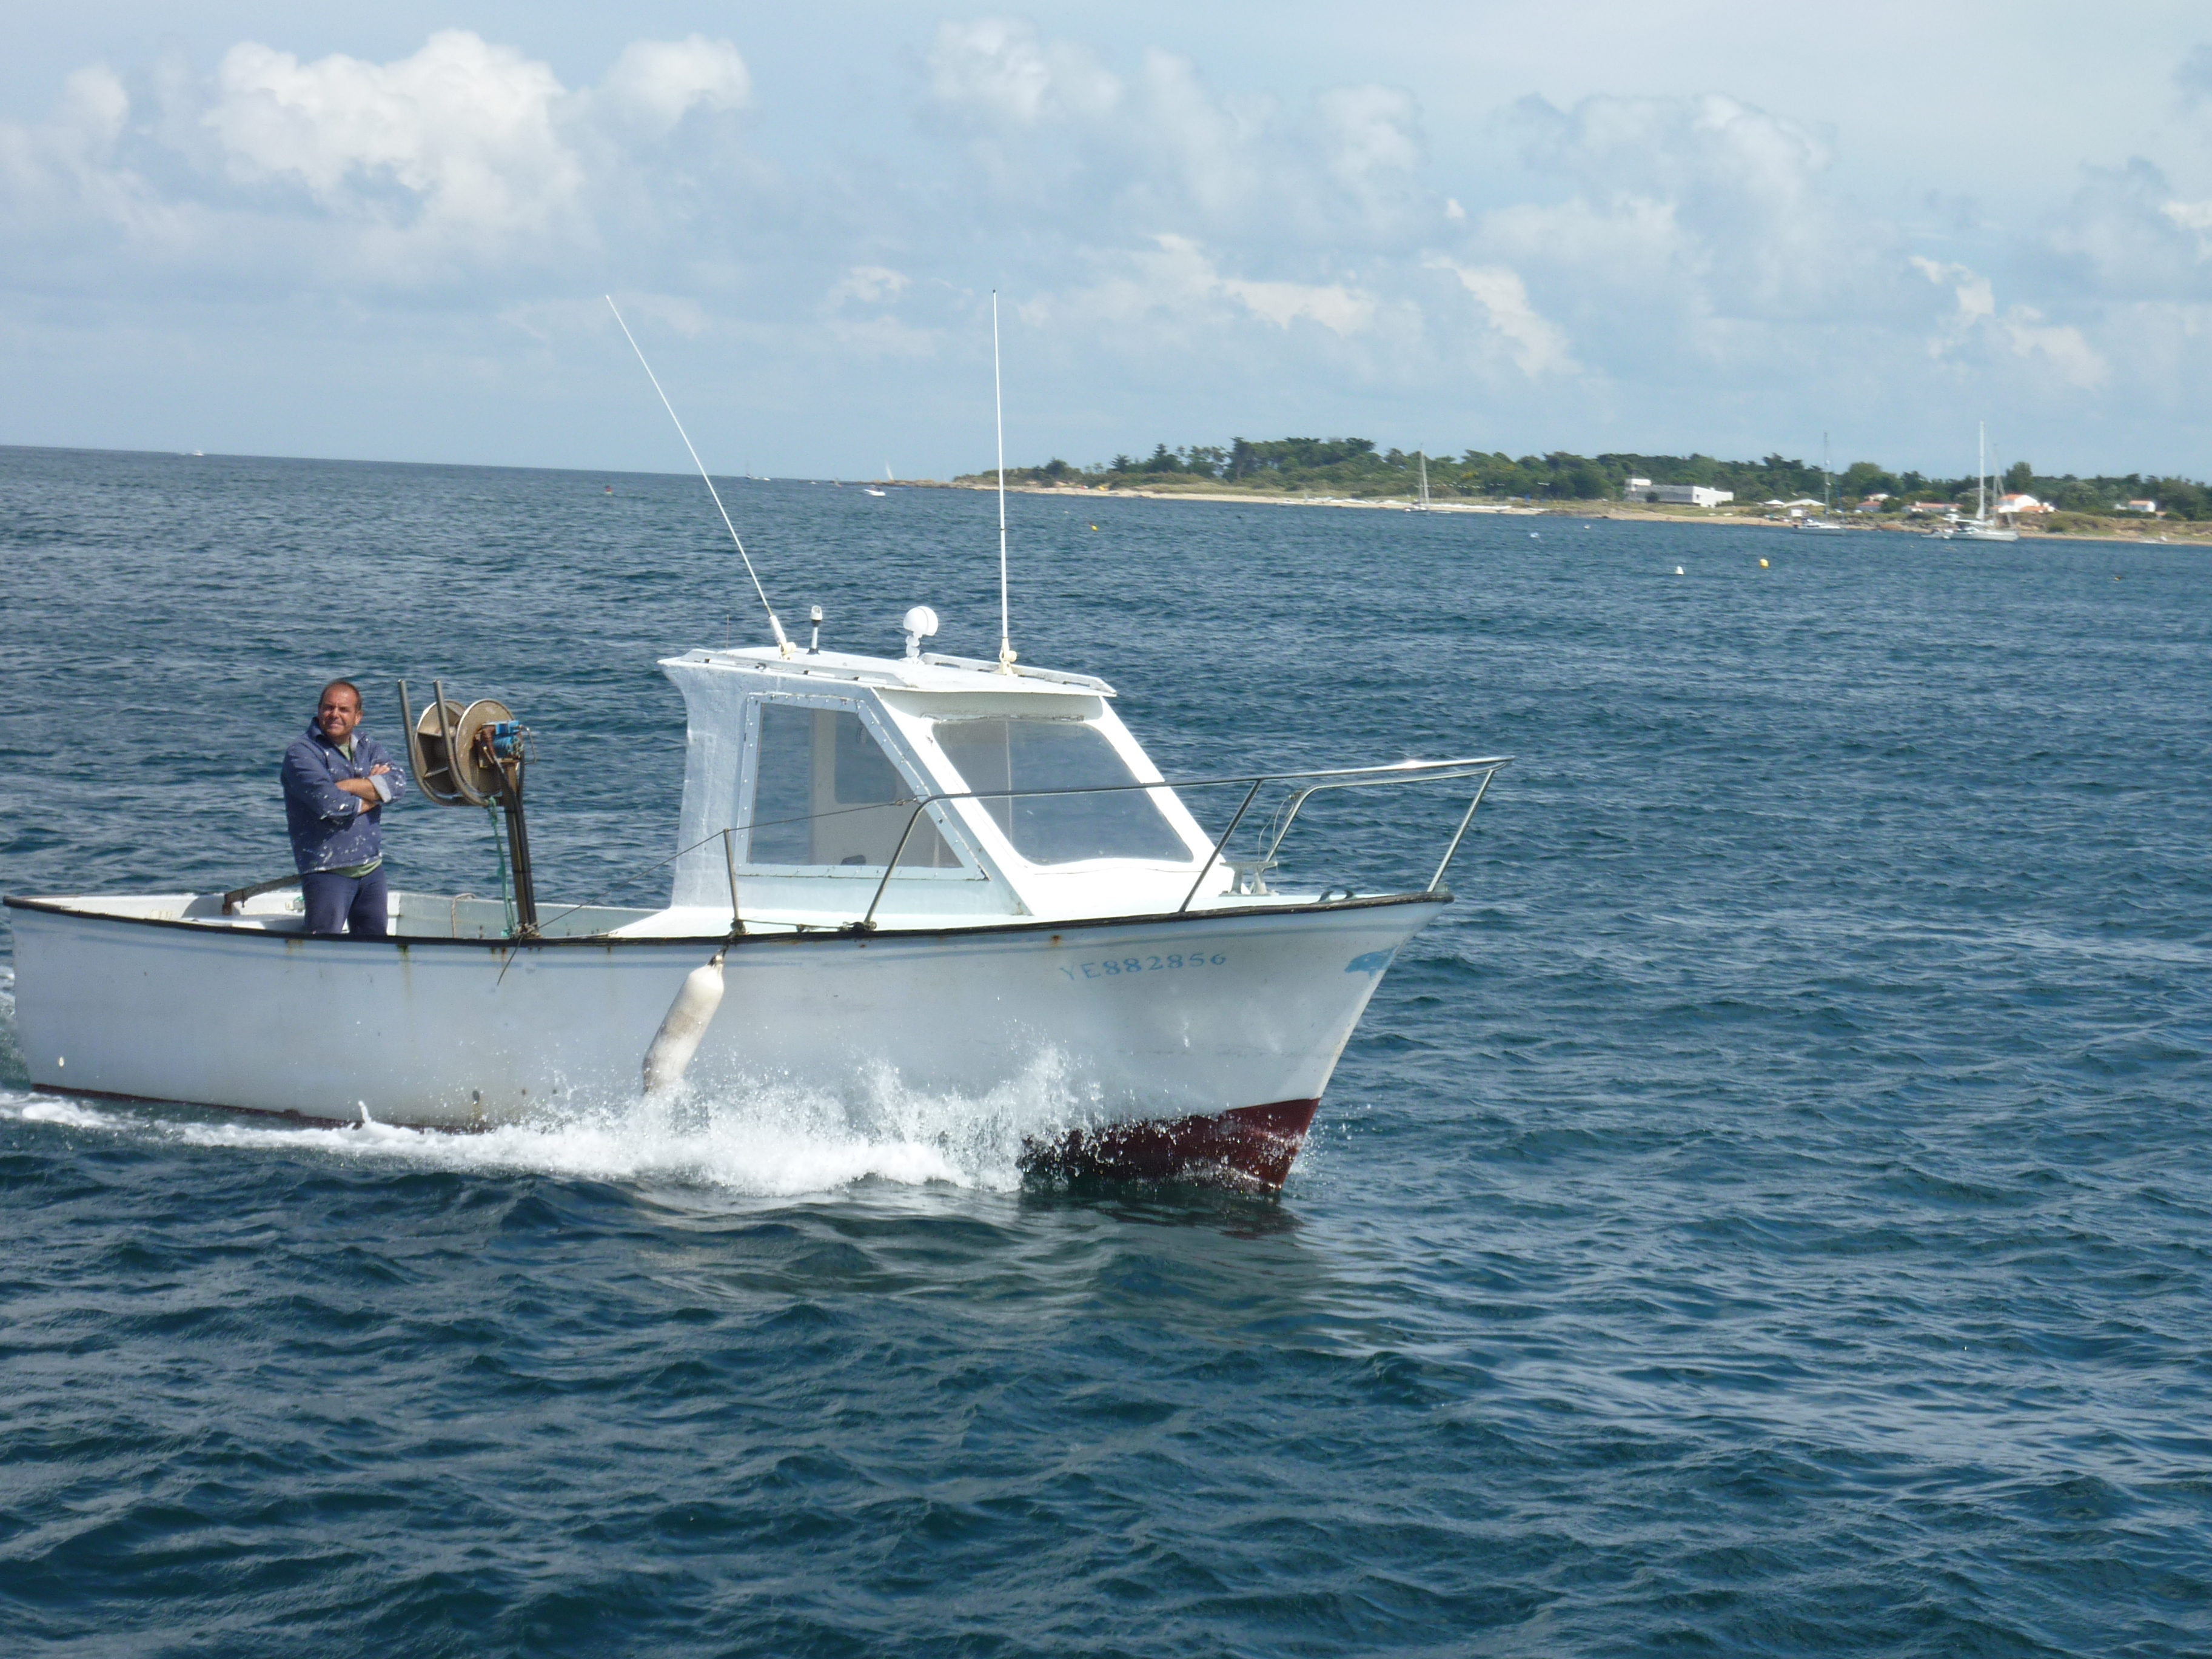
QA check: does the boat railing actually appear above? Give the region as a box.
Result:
[856,755,1512,930]
[529,756,1509,939]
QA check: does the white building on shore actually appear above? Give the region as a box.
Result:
[1638,483,1734,508]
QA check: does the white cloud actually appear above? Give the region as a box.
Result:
[2160,196,2212,267]
[2029,159,2212,304]
[1521,90,1830,206]
[0,61,223,268]
[1997,308,2107,387]
[820,264,936,357]
[1030,233,1375,337]
[826,264,911,307]
[923,19,1424,247]
[1506,91,1882,324]
[1910,256,1996,325]
[206,30,585,258]
[927,18,1121,126]
[1912,256,2105,386]
[1,65,131,208]
[53,63,129,147]
[1317,85,1421,186]
[0,31,763,289]
[1427,258,1574,375]
[1220,270,1374,333]
[596,36,749,136]
[2162,199,2212,239]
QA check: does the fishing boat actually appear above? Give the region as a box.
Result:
[1936,422,2020,543]
[1,296,1512,1191]
[4,623,1505,1188]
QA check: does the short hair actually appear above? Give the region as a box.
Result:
[319,679,363,709]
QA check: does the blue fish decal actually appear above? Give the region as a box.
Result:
[1345,948,1396,976]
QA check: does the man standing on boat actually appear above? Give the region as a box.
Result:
[281,680,406,938]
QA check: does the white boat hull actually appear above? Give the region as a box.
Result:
[7,894,1440,1181]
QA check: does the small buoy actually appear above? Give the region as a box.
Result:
[1529,531,1540,539]
[1089,524,1098,531]
[1758,558,1769,569]
[1675,566,1684,575]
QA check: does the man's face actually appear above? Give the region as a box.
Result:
[318,688,362,743]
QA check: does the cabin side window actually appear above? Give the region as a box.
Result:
[745,703,955,868]
[931,717,1192,865]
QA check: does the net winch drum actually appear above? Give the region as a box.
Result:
[395,679,540,935]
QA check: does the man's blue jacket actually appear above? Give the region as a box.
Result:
[281,721,407,874]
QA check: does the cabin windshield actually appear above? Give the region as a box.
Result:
[932,717,1191,865]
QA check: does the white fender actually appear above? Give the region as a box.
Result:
[642,949,727,1094]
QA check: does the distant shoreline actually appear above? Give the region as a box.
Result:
[930,477,2207,547]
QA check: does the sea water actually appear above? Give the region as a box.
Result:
[1,446,2207,1655]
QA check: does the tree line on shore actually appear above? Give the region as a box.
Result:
[979,439,2209,520]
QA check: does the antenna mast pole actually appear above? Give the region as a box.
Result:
[993,290,1014,673]
[605,295,791,658]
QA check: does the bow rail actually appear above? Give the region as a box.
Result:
[859,755,1513,929]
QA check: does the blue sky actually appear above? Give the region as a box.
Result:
[5,3,2210,480]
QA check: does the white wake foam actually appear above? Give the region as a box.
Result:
[0,1052,1086,1199]
[16,1098,108,1130]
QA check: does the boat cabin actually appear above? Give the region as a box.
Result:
[646,640,1224,934]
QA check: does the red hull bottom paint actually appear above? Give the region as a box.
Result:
[1019,1099,1322,1191]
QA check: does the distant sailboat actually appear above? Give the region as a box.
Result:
[1799,433,1846,532]
[1936,423,2020,543]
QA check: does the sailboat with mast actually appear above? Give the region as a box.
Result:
[1799,432,1846,532]
[1936,422,2019,543]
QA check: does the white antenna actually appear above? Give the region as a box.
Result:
[993,290,1014,673]
[605,295,792,659]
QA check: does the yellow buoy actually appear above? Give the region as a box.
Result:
[1758,558,1769,569]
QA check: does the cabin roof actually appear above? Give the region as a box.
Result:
[664,646,1115,697]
